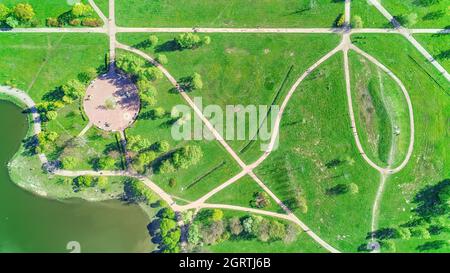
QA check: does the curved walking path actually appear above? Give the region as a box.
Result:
[2,0,436,254]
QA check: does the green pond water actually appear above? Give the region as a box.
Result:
[0,100,153,252]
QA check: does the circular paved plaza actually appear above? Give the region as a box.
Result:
[83,72,140,132]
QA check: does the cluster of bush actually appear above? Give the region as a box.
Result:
[187,209,300,251]
[156,208,181,253]
[0,3,36,28]
[72,175,109,192]
[116,52,164,110]
[158,145,203,174]
[175,33,211,50]
[46,3,102,27]
[126,134,171,174]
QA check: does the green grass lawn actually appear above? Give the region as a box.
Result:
[0,33,109,101]
[1,0,100,27]
[351,0,392,28]
[414,34,450,72]
[114,0,344,27]
[351,34,450,252]
[117,33,340,164]
[348,50,411,168]
[381,0,450,28]
[93,0,109,18]
[254,53,380,252]
[207,175,284,213]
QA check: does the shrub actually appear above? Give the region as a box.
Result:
[5,16,19,28]
[156,54,168,64]
[96,157,116,170]
[74,175,94,188]
[352,15,363,28]
[69,18,81,26]
[81,17,102,27]
[168,178,176,188]
[211,209,224,222]
[46,17,59,27]
[334,13,345,27]
[148,35,159,48]
[97,176,109,189]
[61,156,78,169]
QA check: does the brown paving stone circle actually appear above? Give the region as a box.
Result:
[83,72,140,132]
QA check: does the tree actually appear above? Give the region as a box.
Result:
[411,227,431,239]
[407,13,418,27]
[142,67,163,81]
[160,218,177,237]
[140,93,157,107]
[172,145,203,169]
[5,16,19,28]
[127,135,150,152]
[45,110,58,121]
[153,107,166,119]
[133,151,157,173]
[268,220,286,241]
[162,228,181,251]
[175,33,202,49]
[159,159,176,174]
[155,140,170,153]
[71,3,93,17]
[189,73,203,90]
[160,207,176,219]
[75,175,94,188]
[148,35,159,48]
[229,217,243,236]
[61,79,85,101]
[61,156,77,169]
[0,4,10,21]
[13,3,35,21]
[201,220,225,245]
[136,79,157,96]
[156,54,168,64]
[211,209,224,222]
[283,223,299,243]
[381,240,396,252]
[46,131,58,142]
[187,223,201,245]
[97,156,115,170]
[255,218,271,242]
[168,178,176,188]
[97,176,109,189]
[352,15,363,28]
[252,191,271,208]
[203,36,211,45]
[242,216,255,235]
[398,227,411,240]
[349,183,359,194]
